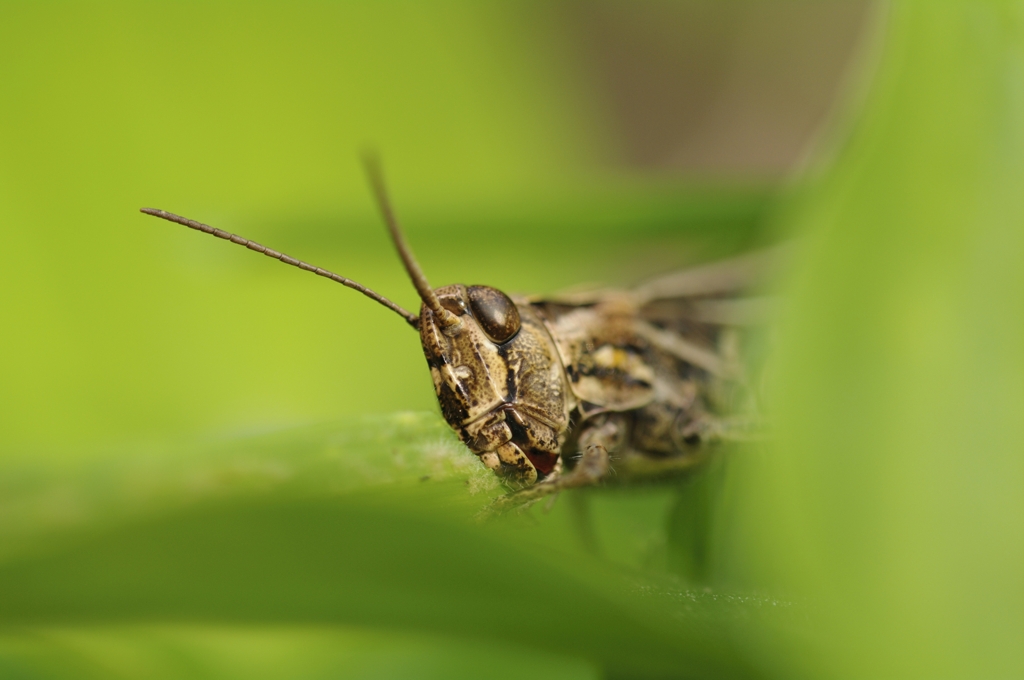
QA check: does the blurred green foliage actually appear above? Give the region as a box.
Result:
[1,2,1021,679]
[730,4,1024,678]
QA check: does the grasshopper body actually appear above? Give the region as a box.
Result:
[421,282,745,490]
[143,161,769,506]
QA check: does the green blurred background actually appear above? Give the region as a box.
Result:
[0,2,1021,679]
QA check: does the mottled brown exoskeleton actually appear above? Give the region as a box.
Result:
[142,159,772,511]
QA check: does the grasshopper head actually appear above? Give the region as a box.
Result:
[417,284,570,487]
[366,158,565,486]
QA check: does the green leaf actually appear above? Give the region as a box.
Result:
[728,3,1024,678]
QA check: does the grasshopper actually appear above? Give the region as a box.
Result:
[142,159,772,511]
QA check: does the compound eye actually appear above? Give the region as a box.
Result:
[467,285,521,343]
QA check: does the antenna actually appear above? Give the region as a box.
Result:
[362,154,459,329]
[139,208,420,328]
